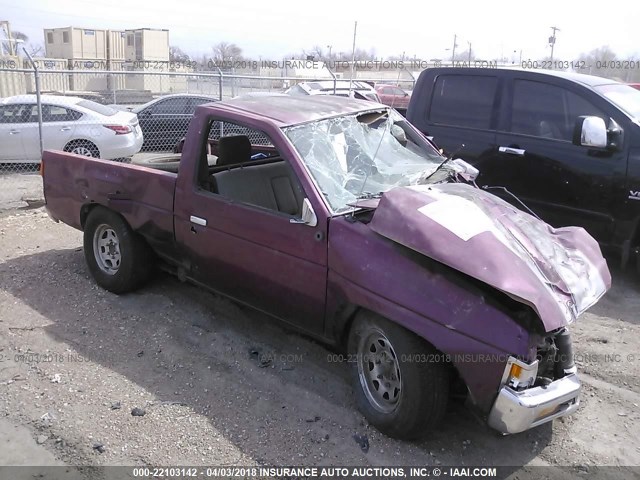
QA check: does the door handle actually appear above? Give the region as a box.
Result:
[499,146,526,156]
[190,215,207,227]
[9,130,20,135]
[60,127,72,132]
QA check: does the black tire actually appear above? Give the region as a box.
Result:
[132,154,182,172]
[131,154,216,173]
[83,206,153,294]
[64,140,100,158]
[347,311,449,440]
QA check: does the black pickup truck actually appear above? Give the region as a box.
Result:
[407,67,640,273]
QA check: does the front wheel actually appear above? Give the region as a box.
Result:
[83,206,153,294]
[348,311,450,440]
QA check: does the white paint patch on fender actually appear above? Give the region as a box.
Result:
[417,196,495,241]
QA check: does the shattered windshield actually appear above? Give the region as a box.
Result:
[283,110,446,213]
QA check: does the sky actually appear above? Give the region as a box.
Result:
[1,0,639,62]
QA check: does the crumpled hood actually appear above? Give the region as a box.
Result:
[369,183,611,332]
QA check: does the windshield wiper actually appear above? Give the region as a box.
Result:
[420,143,465,183]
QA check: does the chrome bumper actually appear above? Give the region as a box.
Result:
[487,373,581,434]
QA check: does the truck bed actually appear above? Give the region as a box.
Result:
[42,151,176,245]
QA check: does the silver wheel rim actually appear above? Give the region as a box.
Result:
[357,329,402,414]
[72,146,94,157]
[93,224,121,275]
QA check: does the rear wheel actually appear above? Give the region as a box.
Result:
[64,140,100,158]
[83,206,153,293]
[348,311,449,440]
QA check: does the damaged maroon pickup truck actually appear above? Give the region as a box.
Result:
[42,96,611,440]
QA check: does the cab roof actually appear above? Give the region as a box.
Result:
[204,94,386,127]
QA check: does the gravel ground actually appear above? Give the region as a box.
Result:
[0,204,639,477]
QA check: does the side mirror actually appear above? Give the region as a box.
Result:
[449,158,480,182]
[573,116,607,148]
[290,198,318,227]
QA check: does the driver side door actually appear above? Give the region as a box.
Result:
[174,119,329,335]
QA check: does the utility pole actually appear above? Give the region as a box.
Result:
[467,41,472,64]
[0,21,15,56]
[348,21,357,96]
[451,34,457,64]
[549,26,560,61]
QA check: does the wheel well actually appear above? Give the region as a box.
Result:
[337,305,449,357]
[64,139,100,153]
[80,203,100,229]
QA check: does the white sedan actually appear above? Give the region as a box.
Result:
[0,95,143,163]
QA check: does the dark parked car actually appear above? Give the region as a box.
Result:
[42,96,610,439]
[133,94,218,151]
[407,68,640,273]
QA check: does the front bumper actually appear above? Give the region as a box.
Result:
[487,373,581,434]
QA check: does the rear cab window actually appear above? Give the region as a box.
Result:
[429,75,498,129]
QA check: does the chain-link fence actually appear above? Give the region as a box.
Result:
[0,66,419,175]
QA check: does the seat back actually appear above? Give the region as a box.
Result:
[217,135,252,167]
[211,161,304,216]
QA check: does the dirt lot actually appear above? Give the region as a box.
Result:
[1,201,639,477]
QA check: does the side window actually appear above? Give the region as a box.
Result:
[151,98,187,115]
[429,75,497,129]
[208,120,273,146]
[392,87,405,96]
[510,80,605,141]
[187,98,215,112]
[565,92,606,124]
[200,120,304,217]
[42,105,82,122]
[0,104,35,123]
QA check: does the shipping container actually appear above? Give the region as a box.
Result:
[0,56,26,97]
[23,58,70,93]
[44,27,108,60]
[107,60,127,91]
[108,30,126,61]
[124,68,187,93]
[124,29,169,62]
[68,58,108,91]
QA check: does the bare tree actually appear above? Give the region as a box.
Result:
[576,46,617,65]
[5,30,44,57]
[211,42,243,64]
[575,46,640,81]
[1,29,29,56]
[27,43,43,56]
[169,45,190,63]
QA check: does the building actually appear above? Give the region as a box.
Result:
[124,29,169,62]
[44,27,168,63]
[44,27,109,60]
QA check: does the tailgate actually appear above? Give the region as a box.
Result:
[42,151,176,240]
